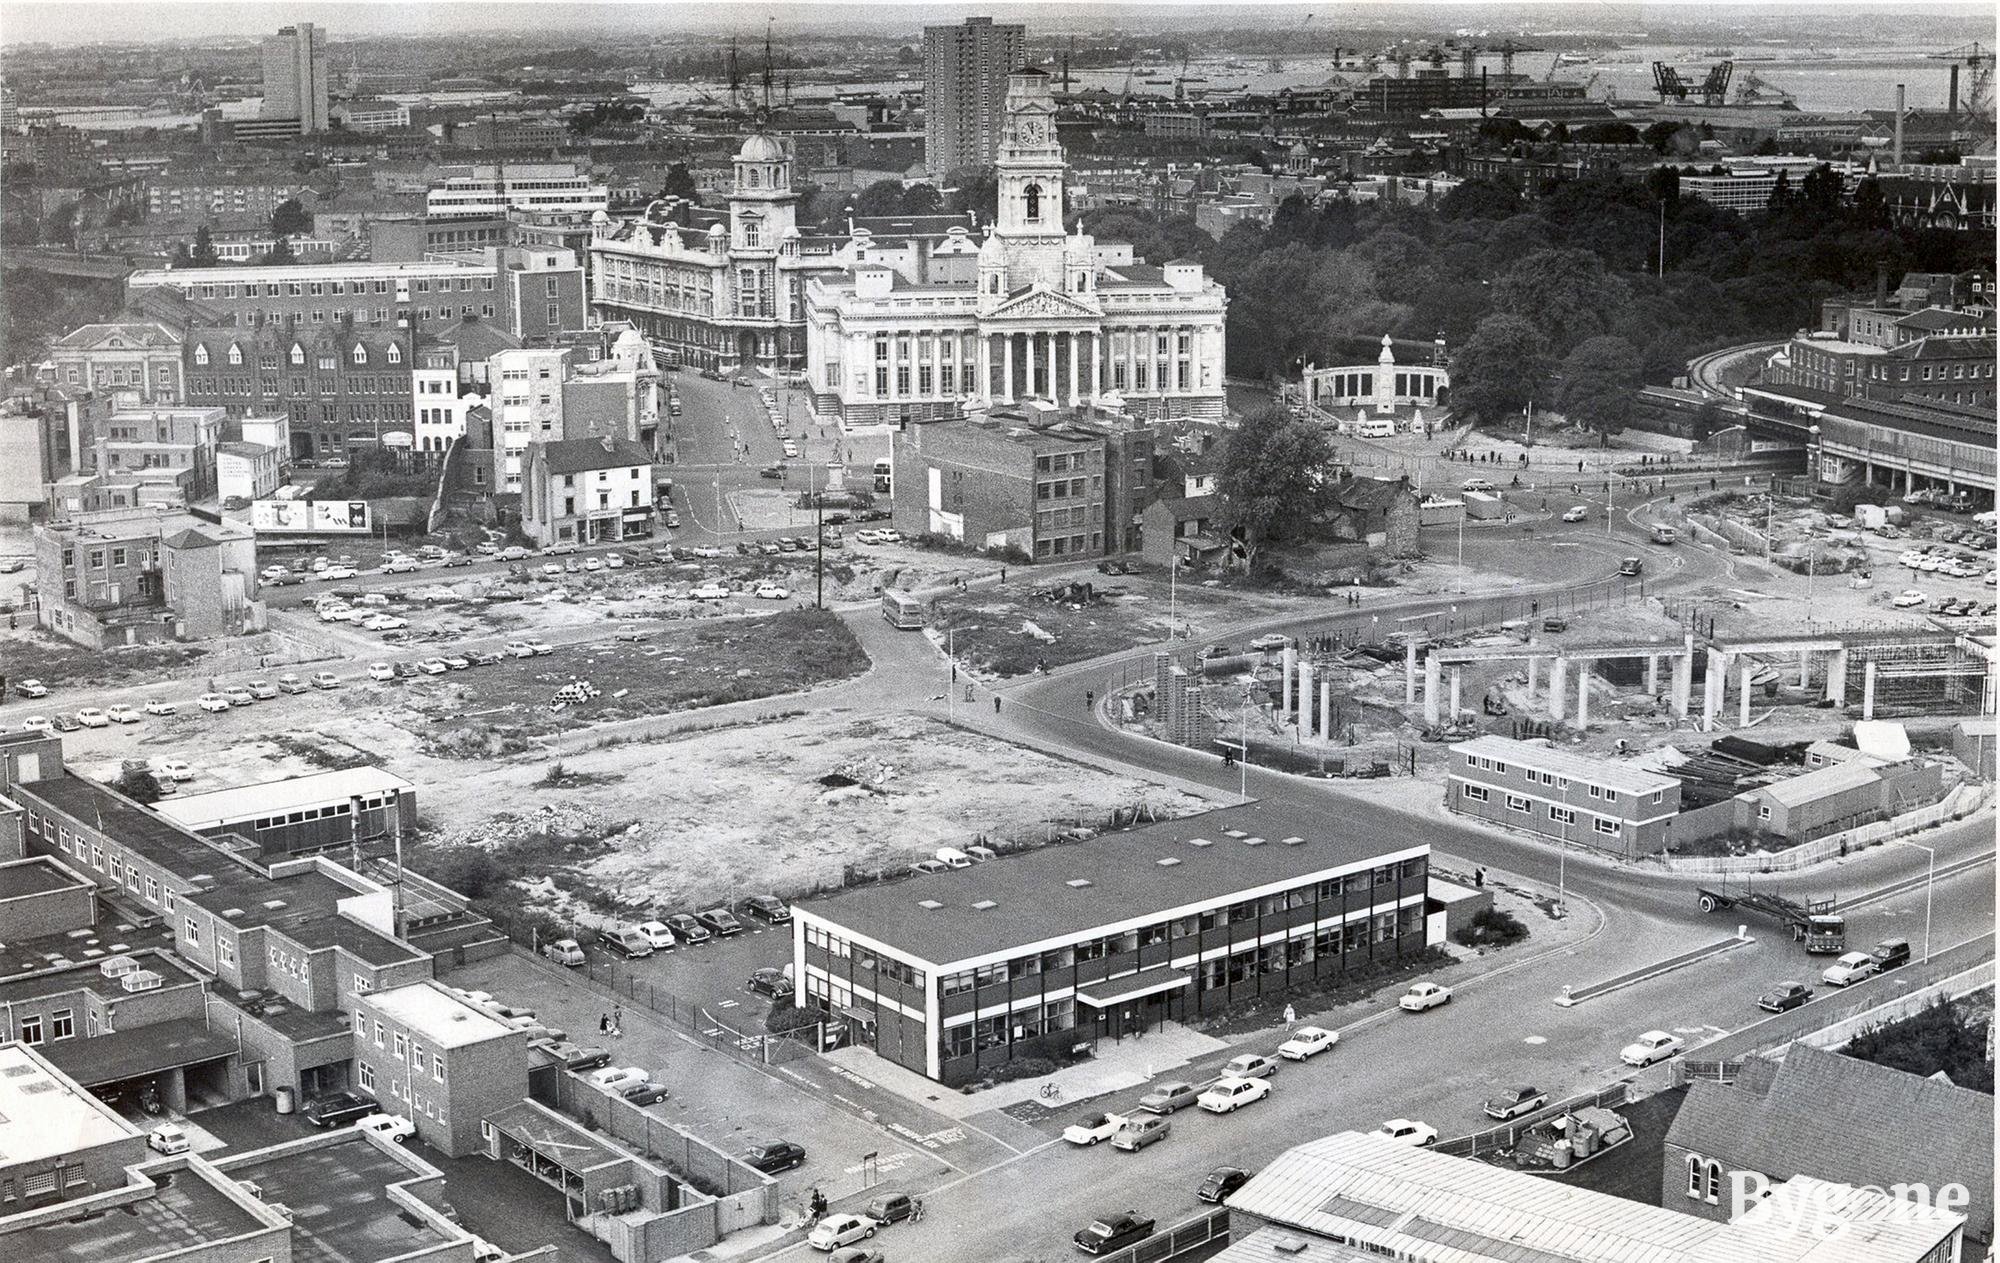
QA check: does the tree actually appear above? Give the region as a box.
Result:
[1216,405,1337,565]
[1850,177,1890,231]
[895,44,919,65]
[1451,315,1549,423]
[1492,248,1627,356]
[271,196,312,238]
[262,237,297,265]
[1557,335,1643,440]
[660,162,698,201]
[851,179,911,218]
[191,223,218,267]
[1646,165,1681,206]
[901,183,944,216]
[114,765,164,804]
[1438,178,1521,221]
[945,169,999,227]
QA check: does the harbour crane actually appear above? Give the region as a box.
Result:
[1927,42,1994,120]
[1270,12,1311,74]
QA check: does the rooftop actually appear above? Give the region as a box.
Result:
[796,801,1425,969]
[10,773,228,879]
[1451,736,1682,797]
[43,1017,239,1089]
[150,767,414,834]
[0,947,196,1012]
[0,1041,140,1167]
[0,856,91,902]
[3,1159,278,1263]
[1747,760,1880,808]
[538,435,653,475]
[361,981,517,1048]
[128,259,496,286]
[222,1134,460,1263]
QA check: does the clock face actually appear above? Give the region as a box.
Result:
[1020,117,1047,144]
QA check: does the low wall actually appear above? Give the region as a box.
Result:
[1798,961,1994,1052]
[1656,784,1990,875]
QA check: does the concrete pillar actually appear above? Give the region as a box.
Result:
[1281,647,1295,716]
[1575,661,1591,731]
[1299,662,1315,735]
[978,334,992,404]
[1089,331,1102,402]
[1449,667,1463,720]
[1645,654,1660,696]
[1863,658,1877,720]
[1423,654,1442,726]
[1550,657,1569,722]
[1321,677,1333,739]
[1828,648,1849,706]
[1405,640,1419,705]
[1526,655,1540,702]
[1671,651,1693,718]
[1024,334,1038,399]
[1740,663,1755,728]
[1798,649,1811,689]
[1703,648,1729,732]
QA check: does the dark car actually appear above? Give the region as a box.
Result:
[622,1081,671,1106]
[694,907,743,936]
[1758,981,1815,1013]
[470,650,503,666]
[742,894,791,924]
[742,1139,806,1173]
[863,1191,916,1225]
[553,1043,612,1071]
[441,555,474,568]
[303,1090,379,1128]
[664,913,712,945]
[1196,1167,1250,1204]
[760,465,786,480]
[748,967,794,1000]
[393,661,420,679]
[1482,1085,1549,1121]
[1869,938,1912,972]
[1074,1212,1155,1255]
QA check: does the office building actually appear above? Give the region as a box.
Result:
[791,801,1433,1084]
[807,71,1230,425]
[45,323,185,407]
[1446,735,1683,859]
[426,163,609,219]
[261,23,330,134]
[329,98,412,132]
[182,321,414,461]
[923,17,1026,175]
[352,982,528,1157]
[127,259,502,331]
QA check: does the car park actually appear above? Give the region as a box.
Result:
[1821,950,1878,987]
[1138,1080,1200,1115]
[541,939,586,967]
[1399,981,1452,1011]
[1063,1112,1128,1146]
[1197,1167,1250,1203]
[742,1139,806,1174]
[1619,1029,1685,1066]
[1197,1076,1271,1114]
[1376,1118,1438,1146]
[144,700,178,716]
[74,707,109,728]
[664,913,711,945]
[197,693,231,712]
[106,705,141,724]
[1483,1086,1549,1120]
[747,967,794,999]
[807,1213,876,1251]
[634,921,677,951]
[356,1114,416,1144]
[147,1124,192,1155]
[1073,1213,1155,1255]
[1758,981,1815,1013]
[304,1091,380,1127]
[695,907,743,936]
[1220,1053,1279,1080]
[741,894,791,923]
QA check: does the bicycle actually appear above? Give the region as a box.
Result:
[911,1198,926,1224]
[1037,1082,1063,1103]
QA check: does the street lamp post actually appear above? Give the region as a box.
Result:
[1168,553,1178,638]
[1888,839,1936,962]
[1455,504,1465,595]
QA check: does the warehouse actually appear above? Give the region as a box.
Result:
[150,766,416,860]
[790,802,1434,1084]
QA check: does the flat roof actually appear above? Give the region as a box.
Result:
[14,774,227,878]
[796,802,1425,969]
[0,948,201,1012]
[151,767,414,832]
[1451,736,1682,797]
[128,260,496,285]
[0,857,90,901]
[361,981,516,1048]
[43,1018,239,1088]
[0,1042,141,1167]
[224,1135,459,1263]
[4,1160,276,1263]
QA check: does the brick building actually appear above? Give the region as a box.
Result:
[520,435,655,548]
[182,321,414,461]
[352,982,527,1157]
[45,323,186,407]
[32,509,260,648]
[1445,735,1682,859]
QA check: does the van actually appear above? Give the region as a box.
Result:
[1461,478,1496,494]
[964,845,998,862]
[935,847,974,869]
[1111,1115,1171,1152]
[1618,557,1644,577]
[1869,938,1912,972]
[1357,418,1397,439]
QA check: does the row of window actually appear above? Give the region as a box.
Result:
[9,1008,77,1045]
[1461,784,1622,835]
[27,810,175,915]
[188,275,493,299]
[197,342,405,368]
[358,1015,451,1084]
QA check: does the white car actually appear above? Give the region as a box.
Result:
[1197,1076,1272,1114]
[197,693,232,712]
[147,1124,192,1155]
[1062,1112,1128,1146]
[854,529,883,545]
[1376,1118,1438,1147]
[417,659,450,675]
[505,641,537,658]
[363,614,408,631]
[16,679,47,698]
[18,716,54,735]
[1892,589,1926,608]
[143,699,178,716]
[875,530,903,544]
[807,1213,876,1251]
[753,583,791,600]
[1276,1026,1339,1061]
[355,1113,416,1144]
[321,566,359,580]
[106,705,141,724]
[588,1066,648,1091]
[368,662,396,681]
[526,640,554,656]
[634,920,677,951]
[1821,950,1879,987]
[311,671,341,690]
[154,759,195,781]
[318,604,355,623]
[583,558,603,572]
[1562,505,1589,523]
[74,707,110,728]
[1398,982,1452,1012]
[1619,1029,1685,1067]
[689,583,731,600]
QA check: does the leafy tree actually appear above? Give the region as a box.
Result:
[1450,314,1549,423]
[1850,177,1889,231]
[851,179,910,218]
[901,183,943,216]
[1641,120,1684,154]
[1216,405,1337,565]
[945,169,999,227]
[1491,248,1627,356]
[191,223,218,267]
[660,162,698,201]
[1646,165,1681,205]
[271,196,311,238]
[1557,335,1643,439]
[1438,178,1521,221]
[115,765,163,804]
[895,44,919,65]
[262,237,297,265]
[48,200,78,249]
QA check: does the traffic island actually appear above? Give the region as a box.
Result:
[1555,935,1749,1006]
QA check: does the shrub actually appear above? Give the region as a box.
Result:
[413,846,507,899]
[114,766,163,804]
[1454,907,1529,948]
[982,1056,1057,1084]
[1844,998,1993,1094]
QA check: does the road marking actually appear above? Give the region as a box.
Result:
[716,999,741,1009]
[1524,1035,1547,1044]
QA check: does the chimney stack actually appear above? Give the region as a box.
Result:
[1893,84,1905,165]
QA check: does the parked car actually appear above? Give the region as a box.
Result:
[363,614,408,631]
[541,938,586,967]
[1398,982,1453,1012]
[634,920,677,951]
[1111,1115,1171,1152]
[1482,1085,1549,1120]
[17,716,54,735]
[1758,981,1815,1013]
[1870,938,1912,972]
[1248,633,1291,651]
[862,1191,916,1226]
[311,671,341,690]
[807,1213,876,1251]
[1138,1080,1200,1115]
[1197,1076,1271,1114]
[1821,950,1879,987]
[505,641,537,658]
[1073,1212,1155,1255]
[597,926,655,959]
[470,651,503,666]
[197,693,232,712]
[304,1091,380,1127]
[741,894,791,923]
[742,1138,806,1174]
[147,1124,192,1154]
[664,913,712,944]
[276,674,308,694]
[237,682,271,701]
[589,1066,647,1091]
[154,759,195,781]
[526,640,554,656]
[14,679,48,698]
[1219,1053,1279,1080]
[356,1114,416,1144]
[106,705,141,724]
[144,700,178,716]
[747,967,794,1000]
[753,582,791,600]
[1376,1118,1438,1146]
[1619,1029,1685,1066]
[1063,1112,1128,1146]
[694,907,744,936]
[51,714,81,733]
[1197,1166,1250,1203]
[551,1043,612,1071]
[1893,589,1927,608]
[368,662,396,681]
[622,1082,671,1106]
[1277,1026,1339,1061]
[74,707,109,728]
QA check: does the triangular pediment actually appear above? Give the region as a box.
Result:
[986,286,1099,321]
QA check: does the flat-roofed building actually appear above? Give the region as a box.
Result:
[0,1041,148,1208]
[149,767,416,861]
[1446,734,1683,859]
[353,981,527,1156]
[792,801,1434,1085]
[126,260,500,332]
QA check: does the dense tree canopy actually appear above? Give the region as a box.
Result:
[1450,315,1550,423]
[1217,405,1338,558]
[1557,336,1644,438]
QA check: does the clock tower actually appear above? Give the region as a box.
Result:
[992,68,1067,288]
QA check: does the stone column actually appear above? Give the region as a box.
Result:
[1002,334,1015,402]
[1089,330,1102,401]
[1550,657,1569,722]
[978,333,992,404]
[1575,661,1590,731]
[1068,331,1080,404]
[1863,658,1877,720]
[1448,667,1463,720]
[1424,654,1442,726]
[1405,641,1419,704]
[1645,655,1659,696]
[1798,649,1812,688]
[1828,647,1849,706]
[1703,648,1728,731]
[1740,663,1755,728]
[1320,676,1333,739]
[1281,646,1296,716]
[1023,333,1037,400]
[1299,661,1316,736]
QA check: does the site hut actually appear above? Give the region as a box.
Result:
[352,981,527,1157]
[789,802,1435,1086]
[1446,735,1682,861]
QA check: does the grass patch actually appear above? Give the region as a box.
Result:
[266,733,383,771]
[933,590,1167,677]
[1844,997,1993,1094]
[1,632,209,688]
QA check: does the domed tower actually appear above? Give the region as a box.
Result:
[728,131,797,254]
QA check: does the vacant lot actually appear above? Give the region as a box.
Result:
[1,630,213,688]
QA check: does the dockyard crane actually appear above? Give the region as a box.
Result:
[1927,42,1994,121]
[1270,12,1312,74]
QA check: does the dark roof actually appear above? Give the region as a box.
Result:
[0,857,89,900]
[539,436,651,475]
[1153,494,1221,521]
[429,316,521,359]
[163,528,219,550]
[15,773,226,876]
[1897,308,1994,332]
[1665,1043,1994,1241]
[797,801,1423,968]
[43,1017,238,1087]
[1332,476,1413,513]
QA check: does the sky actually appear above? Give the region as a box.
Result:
[0,0,1990,46]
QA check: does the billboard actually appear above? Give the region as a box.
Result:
[251,499,372,534]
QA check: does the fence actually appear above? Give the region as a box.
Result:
[1656,783,1992,875]
[1434,1082,1634,1159]
[1795,960,1995,1053]
[1100,1209,1230,1263]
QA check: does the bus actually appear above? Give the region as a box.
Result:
[873,458,893,495]
[882,588,928,629]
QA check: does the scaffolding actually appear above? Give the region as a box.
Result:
[1841,632,1990,716]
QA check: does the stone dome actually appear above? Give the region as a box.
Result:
[735,133,787,163]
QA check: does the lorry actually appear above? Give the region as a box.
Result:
[1695,883,1845,953]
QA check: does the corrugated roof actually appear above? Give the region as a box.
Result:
[1451,736,1681,797]
[152,766,414,832]
[1744,760,1879,808]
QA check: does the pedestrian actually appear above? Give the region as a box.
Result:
[612,1004,623,1037]
[999,566,1007,582]
[1283,1003,1296,1026]
[993,695,1001,714]
[599,1012,611,1035]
